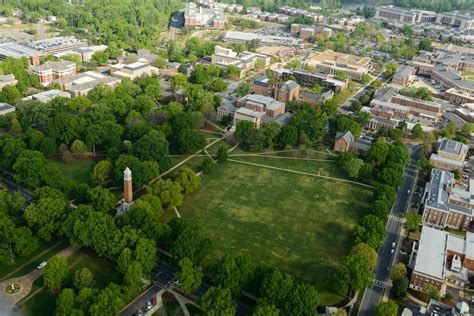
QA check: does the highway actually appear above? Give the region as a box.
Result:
[358,144,422,316]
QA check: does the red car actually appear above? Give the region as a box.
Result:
[151,297,157,306]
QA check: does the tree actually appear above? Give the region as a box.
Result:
[259,268,294,306]
[175,129,206,154]
[209,78,228,92]
[87,187,116,212]
[235,83,251,97]
[334,70,348,81]
[462,123,474,135]
[286,59,301,70]
[55,288,76,315]
[44,256,69,290]
[346,158,364,178]
[124,261,143,293]
[176,257,203,293]
[275,125,298,149]
[367,140,389,167]
[375,301,398,316]
[283,281,319,315]
[352,215,386,250]
[62,150,74,164]
[400,24,414,37]
[340,254,372,292]
[392,276,408,299]
[73,268,95,290]
[201,157,215,173]
[404,211,421,236]
[252,304,280,316]
[418,37,432,51]
[411,123,424,139]
[173,222,212,264]
[217,145,228,162]
[190,64,210,84]
[350,243,377,269]
[390,263,407,280]
[133,130,170,170]
[13,150,47,186]
[39,137,57,158]
[200,287,236,316]
[89,283,124,316]
[424,284,441,300]
[24,192,68,241]
[147,179,183,211]
[117,248,132,274]
[91,160,113,186]
[214,253,252,297]
[134,238,157,273]
[71,139,88,158]
[226,65,240,79]
[174,167,201,194]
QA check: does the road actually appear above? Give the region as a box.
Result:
[358,144,422,316]
[1,176,33,203]
[120,260,250,316]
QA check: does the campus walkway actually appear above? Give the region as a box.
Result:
[0,245,79,314]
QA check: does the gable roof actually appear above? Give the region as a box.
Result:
[336,130,353,144]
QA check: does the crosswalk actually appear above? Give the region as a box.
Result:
[388,214,405,223]
[373,280,386,288]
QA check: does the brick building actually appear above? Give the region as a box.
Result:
[422,168,473,230]
[430,138,468,172]
[252,76,300,104]
[30,61,76,86]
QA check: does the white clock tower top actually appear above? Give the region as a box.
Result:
[124,167,132,181]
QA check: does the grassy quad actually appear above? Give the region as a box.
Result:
[52,160,96,185]
[176,156,373,305]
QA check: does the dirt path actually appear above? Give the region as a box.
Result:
[0,241,62,282]
[227,159,375,189]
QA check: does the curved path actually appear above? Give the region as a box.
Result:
[0,245,79,314]
[227,159,375,189]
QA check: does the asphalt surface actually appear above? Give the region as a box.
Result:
[358,144,422,316]
[1,176,33,203]
[120,260,250,316]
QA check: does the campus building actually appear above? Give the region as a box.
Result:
[0,42,40,65]
[303,50,371,81]
[271,67,347,92]
[409,226,474,295]
[22,89,70,103]
[421,168,473,230]
[436,11,474,30]
[223,31,301,47]
[0,74,18,90]
[217,94,290,128]
[430,138,468,172]
[110,62,159,80]
[30,61,77,86]
[374,5,419,24]
[392,65,416,86]
[212,46,271,79]
[252,76,300,104]
[26,37,87,55]
[445,88,474,105]
[184,2,226,29]
[0,102,15,116]
[53,71,121,97]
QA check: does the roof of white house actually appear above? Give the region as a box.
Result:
[415,226,447,279]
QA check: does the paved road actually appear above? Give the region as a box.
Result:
[1,177,33,202]
[120,260,250,316]
[358,144,422,316]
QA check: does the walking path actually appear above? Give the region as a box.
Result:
[0,245,80,313]
[227,159,375,189]
[0,241,62,282]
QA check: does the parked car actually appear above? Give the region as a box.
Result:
[391,249,395,254]
[37,261,47,269]
[147,301,152,310]
[391,242,396,248]
[151,297,157,306]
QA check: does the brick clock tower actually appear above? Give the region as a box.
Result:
[124,167,133,203]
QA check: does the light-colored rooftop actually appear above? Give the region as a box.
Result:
[415,226,447,280]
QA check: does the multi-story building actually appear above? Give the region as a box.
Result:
[0,74,18,90]
[409,226,474,295]
[392,65,416,86]
[252,76,300,104]
[217,94,290,128]
[22,89,70,103]
[304,50,371,81]
[110,62,159,80]
[374,5,418,24]
[30,61,77,86]
[223,31,301,47]
[212,46,271,78]
[0,102,15,116]
[53,71,121,97]
[431,66,474,94]
[26,37,87,55]
[422,168,472,230]
[436,11,474,30]
[445,87,474,105]
[184,2,226,29]
[0,42,40,65]
[430,138,468,172]
[273,68,347,92]
[290,24,332,40]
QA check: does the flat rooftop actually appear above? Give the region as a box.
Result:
[415,226,447,280]
[307,50,371,67]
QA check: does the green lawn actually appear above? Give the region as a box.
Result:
[52,160,96,185]
[177,158,373,305]
[17,250,121,316]
[8,240,69,279]
[0,239,58,280]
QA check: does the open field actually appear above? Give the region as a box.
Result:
[176,157,373,305]
[52,160,95,185]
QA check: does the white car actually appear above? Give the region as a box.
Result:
[147,302,152,310]
[391,249,395,255]
[407,190,411,194]
[37,261,47,269]
[391,242,396,248]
